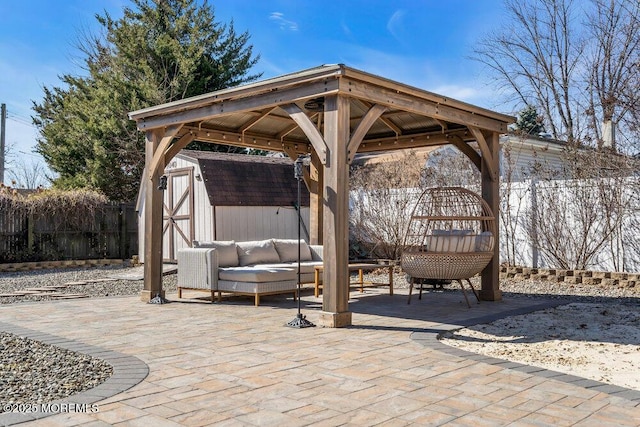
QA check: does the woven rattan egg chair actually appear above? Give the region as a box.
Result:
[401,187,496,307]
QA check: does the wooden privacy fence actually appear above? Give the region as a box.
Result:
[0,203,137,263]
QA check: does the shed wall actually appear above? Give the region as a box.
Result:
[215,206,310,242]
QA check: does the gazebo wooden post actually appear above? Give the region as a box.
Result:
[480,131,502,301]
[318,94,352,327]
[141,129,165,302]
[309,152,323,245]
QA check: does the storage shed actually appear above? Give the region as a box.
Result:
[137,150,310,262]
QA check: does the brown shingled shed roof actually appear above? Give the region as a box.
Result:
[178,150,310,207]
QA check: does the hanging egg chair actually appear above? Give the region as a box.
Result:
[401,187,496,307]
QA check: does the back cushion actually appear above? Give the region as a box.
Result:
[475,231,494,251]
[272,239,312,262]
[427,230,474,252]
[236,240,281,266]
[193,240,239,267]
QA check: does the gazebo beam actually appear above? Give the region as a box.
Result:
[136,79,340,131]
[347,104,386,163]
[148,124,183,179]
[344,80,508,134]
[164,132,196,166]
[354,99,403,135]
[281,104,327,164]
[238,107,278,133]
[450,135,481,170]
[469,125,498,181]
[182,126,310,153]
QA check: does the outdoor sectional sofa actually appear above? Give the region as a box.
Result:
[177,239,323,306]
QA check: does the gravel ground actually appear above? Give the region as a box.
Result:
[0,332,113,408]
[0,264,178,305]
[0,264,638,408]
[0,265,177,408]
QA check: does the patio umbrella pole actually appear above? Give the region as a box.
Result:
[287,155,315,328]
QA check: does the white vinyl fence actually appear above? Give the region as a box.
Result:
[350,177,640,273]
[500,177,640,272]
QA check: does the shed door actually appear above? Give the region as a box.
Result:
[163,167,194,262]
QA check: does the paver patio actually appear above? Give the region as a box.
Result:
[0,288,639,426]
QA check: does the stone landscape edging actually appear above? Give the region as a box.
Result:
[0,321,148,426]
[0,259,126,273]
[500,266,639,289]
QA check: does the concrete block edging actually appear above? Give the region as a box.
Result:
[0,321,148,426]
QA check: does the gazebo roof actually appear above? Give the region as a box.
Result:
[129,64,513,161]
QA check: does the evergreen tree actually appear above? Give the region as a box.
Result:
[514,105,546,136]
[33,0,260,201]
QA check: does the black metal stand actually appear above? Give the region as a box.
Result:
[287,155,315,329]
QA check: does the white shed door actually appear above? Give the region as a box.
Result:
[163,168,194,262]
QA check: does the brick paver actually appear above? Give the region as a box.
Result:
[0,288,638,426]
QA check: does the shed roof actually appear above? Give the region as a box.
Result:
[178,150,309,207]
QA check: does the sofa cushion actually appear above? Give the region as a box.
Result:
[427,230,475,252]
[193,240,239,267]
[218,266,296,282]
[217,280,297,294]
[236,240,281,266]
[475,231,494,251]
[261,261,322,274]
[272,239,312,262]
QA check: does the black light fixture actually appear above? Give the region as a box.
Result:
[286,154,315,328]
[158,175,168,190]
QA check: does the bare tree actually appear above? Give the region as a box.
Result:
[474,0,640,150]
[520,148,632,270]
[473,0,585,144]
[350,152,425,260]
[584,0,640,151]
[349,147,481,260]
[7,159,50,189]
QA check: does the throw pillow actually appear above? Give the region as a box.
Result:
[236,240,281,266]
[427,229,474,252]
[193,240,239,267]
[272,239,312,262]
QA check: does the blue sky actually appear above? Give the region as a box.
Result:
[0,0,508,179]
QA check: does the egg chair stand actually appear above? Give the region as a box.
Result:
[401,187,496,308]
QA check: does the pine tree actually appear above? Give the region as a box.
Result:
[33,0,260,201]
[514,105,546,136]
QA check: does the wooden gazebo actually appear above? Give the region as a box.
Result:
[129,64,514,327]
